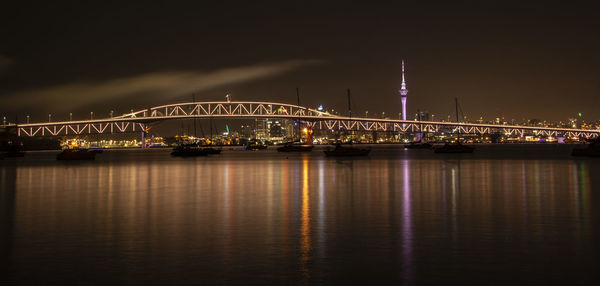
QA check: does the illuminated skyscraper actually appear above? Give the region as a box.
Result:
[399,59,408,121]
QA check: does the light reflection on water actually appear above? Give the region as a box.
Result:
[1,146,599,285]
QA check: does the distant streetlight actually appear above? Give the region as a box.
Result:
[90,112,94,120]
[110,110,114,118]
[382,112,385,119]
[26,115,30,124]
[2,116,6,126]
[48,114,52,122]
[69,113,73,121]
[365,110,368,117]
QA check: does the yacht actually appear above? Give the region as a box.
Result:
[57,148,96,160]
[572,139,600,157]
[434,98,475,154]
[171,145,209,157]
[324,143,370,157]
[404,142,433,149]
[277,143,313,152]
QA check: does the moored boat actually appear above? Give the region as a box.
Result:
[435,98,475,154]
[277,88,314,153]
[57,149,96,160]
[324,90,370,157]
[171,145,209,157]
[2,144,25,158]
[571,147,600,157]
[404,142,433,149]
[433,143,475,154]
[277,143,313,152]
[201,147,222,154]
[3,150,25,158]
[324,143,370,157]
[245,140,268,150]
[571,140,600,157]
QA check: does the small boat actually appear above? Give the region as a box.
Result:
[171,145,209,157]
[435,98,475,154]
[324,90,370,157]
[572,140,600,157]
[433,143,475,154]
[277,143,314,152]
[201,147,222,154]
[245,140,268,150]
[57,149,96,160]
[324,143,370,157]
[404,142,433,149]
[245,144,267,151]
[3,150,25,158]
[2,145,25,157]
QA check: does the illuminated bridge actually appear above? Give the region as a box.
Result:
[5,101,600,139]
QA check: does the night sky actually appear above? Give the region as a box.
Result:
[1,1,599,124]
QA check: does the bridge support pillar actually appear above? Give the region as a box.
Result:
[141,124,147,149]
[415,132,424,143]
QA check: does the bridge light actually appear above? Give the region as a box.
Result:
[90,112,94,120]
[48,114,52,122]
[318,105,324,111]
[26,115,30,124]
[69,113,72,121]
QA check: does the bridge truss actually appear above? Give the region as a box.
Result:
[8,101,600,138]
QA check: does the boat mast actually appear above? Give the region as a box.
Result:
[347,88,352,118]
[347,89,353,144]
[209,113,213,145]
[192,93,197,141]
[455,97,460,143]
[296,87,301,143]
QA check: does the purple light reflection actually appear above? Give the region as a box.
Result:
[401,160,413,284]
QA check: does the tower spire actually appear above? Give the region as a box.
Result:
[399,59,408,121]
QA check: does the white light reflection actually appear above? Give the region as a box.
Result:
[317,159,326,259]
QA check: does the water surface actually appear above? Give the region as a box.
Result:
[1,145,599,285]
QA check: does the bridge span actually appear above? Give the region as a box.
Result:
[5,101,600,139]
